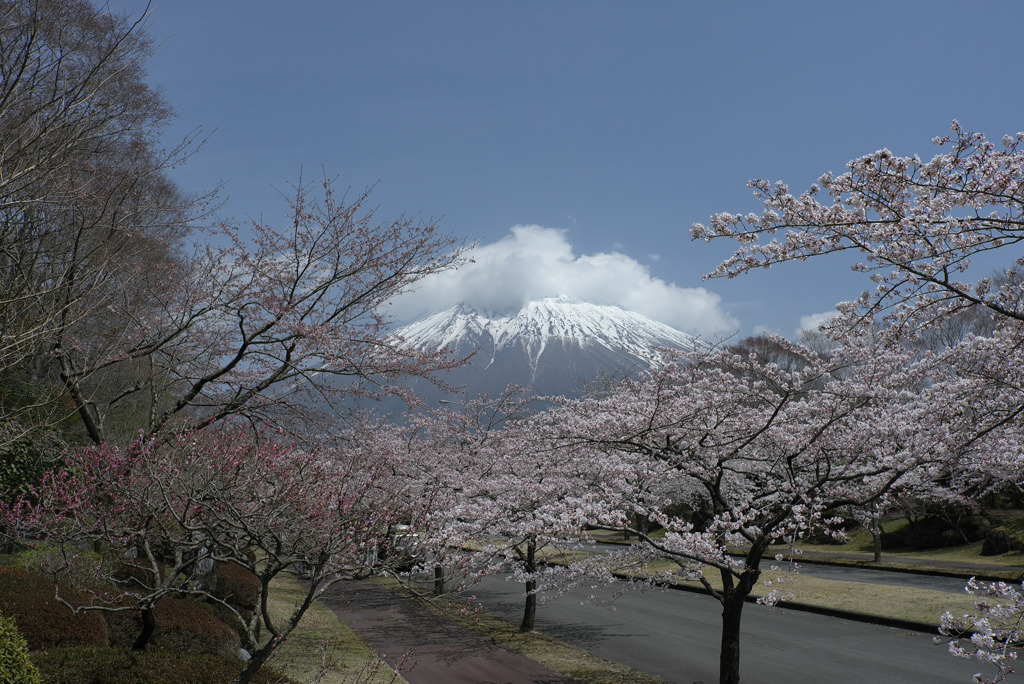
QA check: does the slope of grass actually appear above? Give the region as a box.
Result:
[265,575,407,684]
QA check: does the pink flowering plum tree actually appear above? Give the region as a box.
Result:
[2,423,406,684]
[554,334,956,684]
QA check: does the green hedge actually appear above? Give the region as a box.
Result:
[104,597,241,656]
[216,562,260,611]
[982,527,1024,556]
[31,647,297,684]
[0,567,108,649]
[7,544,105,592]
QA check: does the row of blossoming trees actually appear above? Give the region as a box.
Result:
[396,122,1024,684]
[2,21,1023,681]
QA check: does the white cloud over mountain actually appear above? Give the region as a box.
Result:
[797,310,840,337]
[388,225,738,337]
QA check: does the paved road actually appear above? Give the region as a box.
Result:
[472,575,989,684]
[320,579,575,684]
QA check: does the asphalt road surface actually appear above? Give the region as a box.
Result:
[472,574,990,684]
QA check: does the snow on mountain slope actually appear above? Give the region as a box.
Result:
[392,296,702,398]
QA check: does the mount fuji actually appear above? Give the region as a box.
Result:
[392,296,703,401]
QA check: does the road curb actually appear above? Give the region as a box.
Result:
[632,573,940,634]
[776,554,1018,583]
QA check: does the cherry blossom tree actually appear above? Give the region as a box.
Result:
[940,577,1024,684]
[51,176,468,444]
[461,417,615,632]
[691,122,1024,680]
[553,334,956,684]
[689,124,1024,465]
[1,423,407,684]
[0,2,467,447]
[391,390,612,631]
[690,121,1024,331]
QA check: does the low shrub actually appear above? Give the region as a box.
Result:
[216,561,260,610]
[110,556,167,594]
[981,527,1024,556]
[104,598,240,656]
[103,608,144,649]
[212,561,262,642]
[152,598,240,656]
[880,515,963,550]
[7,543,106,591]
[31,646,297,684]
[0,567,108,649]
[0,614,42,684]
[960,515,993,543]
[879,528,906,550]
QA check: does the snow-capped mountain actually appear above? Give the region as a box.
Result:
[393,296,703,400]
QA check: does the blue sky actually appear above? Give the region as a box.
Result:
[126,0,1024,339]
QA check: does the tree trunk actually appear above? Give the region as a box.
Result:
[636,512,650,537]
[235,645,274,684]
[519,538,537,632]
[719,593,744,684]
[521,577,537,632]
[871,510,882,563]
[433,565,445,595]
[132,606,156,650]
[715,562,760,684]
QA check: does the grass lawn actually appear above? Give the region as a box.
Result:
[578,520,1024,628]
[636,560,983,626]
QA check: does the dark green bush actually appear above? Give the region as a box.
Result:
[982,527,1024,556]
[103,608,144,649]
[216,561,260,611]
[881,515,963,550]
[103,598,240,656]
[0,614,42,684]
[151,598,240,656]
[879,528,906,550]
[8,543,106,591]
[110,556,167,593]
[0,425,62,503]
[960,515,993,543]
[31,647,297,684]
[0,567,108,649]
[212,561,261,642]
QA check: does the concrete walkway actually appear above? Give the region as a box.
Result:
[317,580,575,684]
